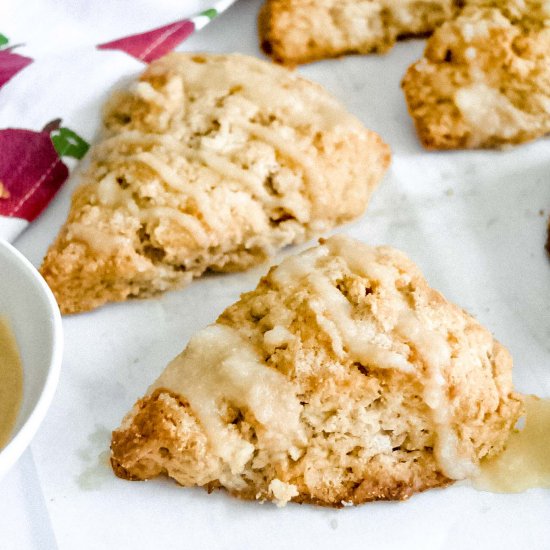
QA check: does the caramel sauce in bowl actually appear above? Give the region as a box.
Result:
[0,316,23,449]
[0,240,62,479]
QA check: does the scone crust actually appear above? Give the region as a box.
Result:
[40,53,389,314]
[111,236,522,507]
[402,2,550,149]
[259,0,459,65]
[111,390,450,506]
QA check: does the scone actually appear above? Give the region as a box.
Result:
[111,235,522,507]
[39,53,390,314]
[259,0,459,65]
[402,2,550,149]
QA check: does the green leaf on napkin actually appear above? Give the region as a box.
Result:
[0,34,9,48]
[51,127,89,160]
[200,9,218,20]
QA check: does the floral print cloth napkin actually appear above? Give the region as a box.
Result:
[0,0,237,242]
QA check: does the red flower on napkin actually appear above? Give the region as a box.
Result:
[97,19,195,63]
[97,8,222,63]
[0,120,89,222]
[0,33,33,89]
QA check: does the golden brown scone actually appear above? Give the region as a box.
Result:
[259,0,459,65]
[402,2,550,149]
[40,53,390,314]
[111,235,522,507]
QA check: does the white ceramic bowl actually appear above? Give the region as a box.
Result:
[0,240,62,479]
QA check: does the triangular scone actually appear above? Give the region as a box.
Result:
[259,0,459,65]
[402,2,550,149]
[111,235,522,507]
[40,53,389,314]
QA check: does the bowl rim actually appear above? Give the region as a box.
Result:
[0,239,63,475]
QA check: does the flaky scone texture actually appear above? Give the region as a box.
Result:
[111,235,522,507]
[259,0,459,65]
[40,53,389,314]
[402,1,550,149]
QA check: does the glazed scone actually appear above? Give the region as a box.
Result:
[402,2,550,149]
[259,0,459,65]
[39,53,390,314]
[111,235,522,507]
